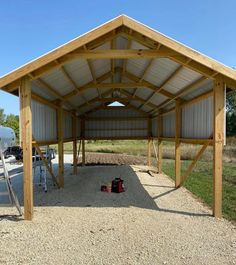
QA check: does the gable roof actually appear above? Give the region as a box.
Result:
[0,15,235,117]
[0,15,235,90]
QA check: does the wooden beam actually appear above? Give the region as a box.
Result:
[151,76,208,114]
[111,32,117,83]
[158,115,163,173]
[119,89,157,109]
[63,71,112,100]
[181,141,210,185]
[65,49,177,59]
[33,78,64,100]
[33,139,60,187]
[152,139,158,169]
[76,89,113,112]
[82,139,85,166]
[213,76,224,218]
[72,111,77,175]
[175,100,181,188]
[148,138,152,167]
[85,117,148,121]
[19,76,33,220]
[83,45,101,97]
[59,64,89,105]
[181,90,213,108]
[122,18,229,79]
[123,69,175,99]
[31,92,58,109]
[57,103,64,188]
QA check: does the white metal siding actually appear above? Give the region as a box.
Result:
[63,112,72,139]
[77,118,81,137]
[85,120,148,138]
[32,100,57,141]
[152,117,158,137]
[163,112,175,137]
[182,96,213,138]
[84,108,148,138]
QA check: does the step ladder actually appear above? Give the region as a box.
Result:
[0,151,22,215]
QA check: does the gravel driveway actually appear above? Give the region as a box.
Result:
[0,155,235,265]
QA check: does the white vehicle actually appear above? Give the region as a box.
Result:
[0,126,16,152]
[0,126,22,215]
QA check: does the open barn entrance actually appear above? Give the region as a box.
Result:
[1,15,234,220]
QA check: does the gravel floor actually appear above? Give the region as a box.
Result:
[0,155,235,265]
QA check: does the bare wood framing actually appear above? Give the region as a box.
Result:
[19,76,33,220]
[123,69,174,99]
[72,111,77,175]
[33,139,60,187]
[57,103,64,188]
[64,49,178,59]
[213,76,224,218]
[148,138,152,167]
[64,71,113,100]
[82,139,85,166]
[122,17,235,79]
[175,100,181,188]
[180,141,210,185]
[151,76,208,114]
[158,115,163,173]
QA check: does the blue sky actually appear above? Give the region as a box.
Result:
[0,0,235,115]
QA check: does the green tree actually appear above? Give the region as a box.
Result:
[4,114,20,140]
[0,108,6,125]
[226,91,236,136]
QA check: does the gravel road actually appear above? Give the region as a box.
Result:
[0,155,235,265]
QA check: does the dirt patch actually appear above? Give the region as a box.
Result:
[77,152,148,166]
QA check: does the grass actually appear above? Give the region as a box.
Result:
[162,159,236,221]
[55,139,236,222]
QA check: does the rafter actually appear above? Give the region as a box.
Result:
[138,64,185,110]
[59,64,89,105]
[83,45,101,98]
[122,29,133,76]
[129,44,161,104]
[120,28,217,79]
[76,89,114,112]
[111,31,116,83]
[150,76,208,114]
[63,71,113,100]
[119,89,157,110]
[123,69,175,99]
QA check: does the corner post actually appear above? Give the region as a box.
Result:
[57,102,64,187]
[81,119,85,166]
[72,110,77,175]
[147,117,152,167]
[20,76,33,220]
[175,99,181,188]
[213,76,224,218]
[158,115,163,173]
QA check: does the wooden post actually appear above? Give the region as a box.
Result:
[72,111,77,175]
[81,119,85,166]
[82,139,85,166]
[20,76,33,220]
[57,103,64,188]
[158,115,163,173]
[148,138,151,167]
[147,117,152,167]
[213,76,224,218]
[175,100,181,188]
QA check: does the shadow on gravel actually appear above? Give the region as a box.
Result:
[1,162,211,219]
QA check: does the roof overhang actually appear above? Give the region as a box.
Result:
[0,15,235,116]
